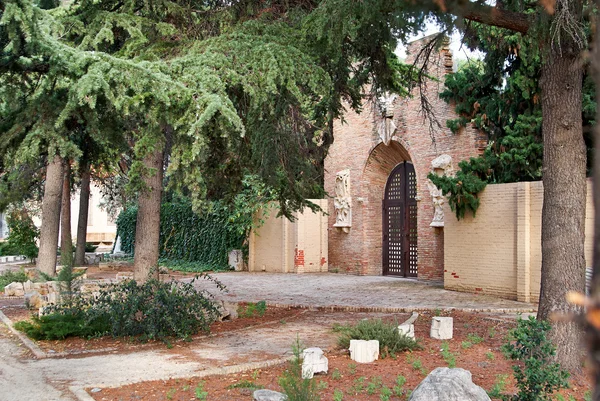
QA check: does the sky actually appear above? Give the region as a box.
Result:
[396,24,485,69]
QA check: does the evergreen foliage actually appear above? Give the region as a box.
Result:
[430,7,595,218]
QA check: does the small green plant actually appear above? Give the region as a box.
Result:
[333,389,344,401]
[166,388,176,400]
[348,363,357,376]
[393,375,406,397]
[334,319,421,358]
[278,337,320,401]
[350,376,366,394]
[239,300,268,318]
[317,380,328,390]
[488,327,497,339]
[487,374,508,399]
[331,368,341,380]
[226,380,264,391]
[584,391,592,401]
[461,340,473,349]
[485,352,495,361]
[379,386,392,401]
[251,369,260,380]
[366,376,382,395]
[182,384,190,391]
[440,341,456,368]
[467,333,485,344]
[433,308,442,317]
[194,381,208,400]
[502,316,570,401]
[411,357,427,375]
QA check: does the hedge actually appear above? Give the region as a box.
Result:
[116,201,246,271]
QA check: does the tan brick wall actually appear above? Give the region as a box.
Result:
[248,200,328,273]
[325,35,485,279]
[444,180,594,302]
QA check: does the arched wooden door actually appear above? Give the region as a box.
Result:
[382,162,418,277]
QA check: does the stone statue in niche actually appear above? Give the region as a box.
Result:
[375,93,398,146]
[428,154,453,227]
[333,169,352,233]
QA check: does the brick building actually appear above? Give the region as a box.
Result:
[324,35,486,280]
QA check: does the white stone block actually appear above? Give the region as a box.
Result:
[302,347,328,379]
[23,280,33,291]
[349,339,379,363]
[398,323,415,339]
[4,282,24,296]
[228,249,245,271]
[430,317,453,340]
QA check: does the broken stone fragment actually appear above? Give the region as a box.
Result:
[4,282,25,297]
[25,291,44,309]
[408,367,491,401]
[301,347,328,379]
[430,317,453,340]
[253,389,287,401]
[349,339,379,363]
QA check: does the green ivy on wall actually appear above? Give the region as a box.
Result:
[116,201,246,271]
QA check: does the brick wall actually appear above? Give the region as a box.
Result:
[444,180,594,302]
[325,35,485,279]
[248,200,328,273]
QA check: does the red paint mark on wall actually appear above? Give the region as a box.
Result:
[320,257,327,266]
[294,249,305,267]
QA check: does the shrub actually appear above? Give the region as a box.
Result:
[13,312,109,340]
[0,269,28,289]
[279,337,321,401]
[2,209,38,260]
[15,275,223,341]
[334,319,421,358]
[502,316,570,401]
[85,243,98,252]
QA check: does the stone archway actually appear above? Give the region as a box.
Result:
[360,140,413,276]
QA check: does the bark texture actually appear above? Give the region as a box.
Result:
[133,146,164,283]
[60,161,72,266]
[591,10,600,400]
[536,46,587,372]
[37,155,64,276]
[74,165,91,266]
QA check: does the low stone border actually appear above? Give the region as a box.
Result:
[70,356,293,401]
[253,302,537,314]
[0,309,46,359]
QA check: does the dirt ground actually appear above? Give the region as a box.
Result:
[86,311,592,401]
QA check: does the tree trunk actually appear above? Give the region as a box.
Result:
[60,161,72,266]
[536,46,587,372]
[590,9,600,399]
[37,155,64,276]
[74,165,91,266]
[133,145,164,283]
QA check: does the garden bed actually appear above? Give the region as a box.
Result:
[87,311,592,401]
[0,296,306,355]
